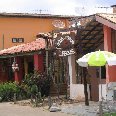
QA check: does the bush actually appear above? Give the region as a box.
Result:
[0,82,20,102]
[0,71,51,102]
[20,71,51,97]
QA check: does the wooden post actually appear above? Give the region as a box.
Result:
[13,93,16,104]
[48,96,52,109]
[24,57,28,74]
[99,66,103,116]
[77,27,89,106]
[45,38,49,75]
[83,67,89,106]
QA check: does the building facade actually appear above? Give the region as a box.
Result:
[0,13,72,49]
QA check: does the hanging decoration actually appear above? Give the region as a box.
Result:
[12,57,19,72]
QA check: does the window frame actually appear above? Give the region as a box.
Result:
[12,38,24,43]
[12,38,18,43]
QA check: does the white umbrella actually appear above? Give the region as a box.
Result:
[76,50,116,116]
[107,56,116,66]
[76,51,116,67]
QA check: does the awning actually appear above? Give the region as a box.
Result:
[75,15,104,54]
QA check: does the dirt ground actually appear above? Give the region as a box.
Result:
[0,102,72,116]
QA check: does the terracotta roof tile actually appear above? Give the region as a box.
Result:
[96,13,116,24]
[0,38,45,56]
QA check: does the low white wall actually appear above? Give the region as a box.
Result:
[70,77,116,101]
[106,82,116,100]
[99,84,106,101]
[70,84,90,100]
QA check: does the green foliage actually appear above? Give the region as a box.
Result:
[16,71,51,106]
[0,82,20,102]
[31,84,38,95]
[0,71,51,102]
[21,71,51,97]
[103,112,116,116]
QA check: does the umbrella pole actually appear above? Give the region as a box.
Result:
[99,66,103,116]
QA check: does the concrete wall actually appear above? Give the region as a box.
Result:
[106,82,116,100]
[99,84,106,101]
[70,84,90,100]
[99,83,116,101]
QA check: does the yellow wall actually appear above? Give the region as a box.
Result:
[0,17,69,49]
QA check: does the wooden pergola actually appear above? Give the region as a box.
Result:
[74,15,104,54]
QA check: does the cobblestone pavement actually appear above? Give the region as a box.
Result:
[0,102,72,116]
[61,101,99,116]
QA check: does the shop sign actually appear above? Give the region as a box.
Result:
[59,49,75,56]
[54,34,75,56]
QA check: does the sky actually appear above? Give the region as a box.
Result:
[0,0,115,16]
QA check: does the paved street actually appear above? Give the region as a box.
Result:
[0,102,72,116]
[61,101,99,116]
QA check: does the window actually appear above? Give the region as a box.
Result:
[18,38,24,43]
[96,66,106,79]
[12,38,24,43]
[12,38,18,43]
[101,66,106,79]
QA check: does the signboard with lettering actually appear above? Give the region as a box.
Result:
[54,34,75,56]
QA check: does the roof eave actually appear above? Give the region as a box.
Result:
[95,14,116,30]
[0,13,75,19]
[0,49,45,58]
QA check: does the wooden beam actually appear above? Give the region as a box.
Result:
[84,36,103,52]
[87,36,103,48]
[82,29,103,48]
[93,41,104,50]
[82,29,103,32]
[78,23,101,44]
[81,35,103,40]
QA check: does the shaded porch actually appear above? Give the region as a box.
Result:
[73,13,116,101]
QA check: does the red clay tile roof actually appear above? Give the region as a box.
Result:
[0,38,45,56]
